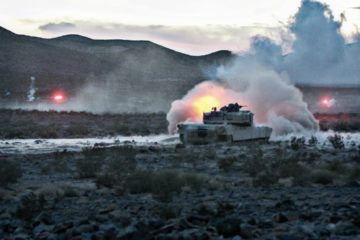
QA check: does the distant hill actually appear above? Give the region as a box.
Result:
[0,26,233,111]
[1,26,359,113]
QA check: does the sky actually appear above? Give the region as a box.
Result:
[1,0,360,55]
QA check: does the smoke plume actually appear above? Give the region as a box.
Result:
[259,0,360,86]
[27,76,36,102]
[167,58,319,135]
[167,0,360,135]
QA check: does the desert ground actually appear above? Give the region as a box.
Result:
[1,109,360,139]
[0,110,360,239]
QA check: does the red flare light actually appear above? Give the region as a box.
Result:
[320,96,335,108]
[51,90,67,104]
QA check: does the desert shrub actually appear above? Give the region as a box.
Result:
[60,184,79,197]
[159,204,180,220]
[352,153,360,162]
[113,125,131,136]
[327,134,345,149]
[76,149,104,178]
[138,127,151,136]
[38,127,59,138]
[202,148,217,159]
[277,159,305,178]
[243,157,267,177]
[125,170,206,198]
[66,124,90,137]
[292,172,311,186]
[216,202,236,216]
[108,146,137,171]
[15,191,42,220]
[105,146,137,180]
[217,157,236,172]
[274,147,286,159]
[181,173,207,191]
[253,171,279,187]
[125,170,154,194]
[346,166,360,182]
[96,173,116,188]
[0,159,22,187]
[42,152,71,174]
[307,151,322,162]
[276,158,310,186]
[325,160,348,173]
[77,157,102,178]
[308,136,318,146]
[108,157,137,175]
[290,137,305,150]
[93,146,137,187]
[172,149,200,168]
[4,130,25,139]
[311,169,335,185]
[150,170,184,197]
[242,144,266,177]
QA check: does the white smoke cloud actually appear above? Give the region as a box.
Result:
[166,56,319,135]
[218,57,319,134]
[255,0,360,86]
[166,0,360,135]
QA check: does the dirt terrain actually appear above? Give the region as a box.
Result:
[0,109,360,239]
[1,137,360,239]
[1,109,360,139]
[314,113,360,132]
[0,109,167,139]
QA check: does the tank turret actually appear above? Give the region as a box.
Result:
[178,103,272,145]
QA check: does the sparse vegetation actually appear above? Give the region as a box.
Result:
[253,171,279,187]
[42,152,71,174]
[311,169,335,185]
[328,134,345,149]
[0,159,22,187]
[159,204,181,220]
[66,124,90,136]
[243,147,266,177]
[278,158,310,186]
[96,173,116,188]
[217,157,236,172]
[0,109,167,139]
[76,148,104,178]
[290,137,306,150]
[125,169,206,198]
[308,135,318,146]
[96,146,138,187]
[346,165,360,182]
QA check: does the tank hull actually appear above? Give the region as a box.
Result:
[178,123,272,145]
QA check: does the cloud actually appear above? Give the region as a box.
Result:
[38,21,279,54]
[39,22,76,32]
[239,0,360,86]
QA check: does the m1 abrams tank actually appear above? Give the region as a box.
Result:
[178,103,272,145]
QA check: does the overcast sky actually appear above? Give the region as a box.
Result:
[1,0,359,55]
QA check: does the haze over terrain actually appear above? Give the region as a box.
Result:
[167,0,360,135]
[0,0,359,114]
[0,26,232,112]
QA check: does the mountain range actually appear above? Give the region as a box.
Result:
[1,26,359,113]
[0,26,232,109]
